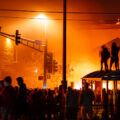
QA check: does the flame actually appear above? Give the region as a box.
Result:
[108,81,113,90]
[74,80,82,89]
[102,81,113,90]
[93,83,95,90]
[102,81,107,89]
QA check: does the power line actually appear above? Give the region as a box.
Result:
[0,15,118,22]
[0,9,62,13]
[0,9,120,14]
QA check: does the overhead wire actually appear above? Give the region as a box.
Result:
[0,15,118,22]
[0,9,119,22]
[0,9,120,14]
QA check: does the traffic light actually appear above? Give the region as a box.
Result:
[53,60,58,73]
[46,53,53,73]
[15,30,20,45]
[0,26,1,32]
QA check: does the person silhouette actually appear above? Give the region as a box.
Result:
[16,77,27,119]
[1,76,16,120]
[100,46,110,71]
[80,82,95,120]
[110,42,120,71]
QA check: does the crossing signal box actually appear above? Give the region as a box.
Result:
[15,30,20,45]
[46,53,53,73]
[53,60,58,73]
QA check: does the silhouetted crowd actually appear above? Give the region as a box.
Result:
[0,76,80,120]
[100,42,120,71]
[1,76,120,120]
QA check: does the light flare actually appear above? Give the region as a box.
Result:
[6,38,11,44]
[108,81,113,90]
[35,68,38,73]
[35,14,48,24]
[6,38,12,48]
[74,80,82,89]
[117,81,120,90]
[93,83,95,90]
[102,81,107,89]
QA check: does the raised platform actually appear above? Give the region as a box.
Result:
[82,70,120,80]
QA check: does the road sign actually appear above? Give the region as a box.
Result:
[38,75,43,80]
[35,40,43,45]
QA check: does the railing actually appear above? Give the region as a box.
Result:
[77,104,114,119]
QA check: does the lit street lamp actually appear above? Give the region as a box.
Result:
[35,14,48,89]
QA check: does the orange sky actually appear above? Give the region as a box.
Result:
[0,0,120,89]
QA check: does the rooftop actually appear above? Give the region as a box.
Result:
[82,70,120,80]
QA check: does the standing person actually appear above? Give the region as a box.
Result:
[0,80,4,119]
[110,42,120,71]
[56,85,65,120]
[66,87,78,120]
[100,46,110,71]
[1,76,16,120]
[80,82,95,120]
[16,77,27,119]
[115,91,120,120]
[102,89,108,120]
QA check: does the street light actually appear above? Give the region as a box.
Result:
[6,38,12,49]
[35,68,38,73]
[6,38,11,44]
[35,14,47,24]
[35,14,48,89]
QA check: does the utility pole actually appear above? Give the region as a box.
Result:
[62,0,67,92]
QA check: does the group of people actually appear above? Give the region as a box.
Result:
[0,76,27,120]
[0,75,96,120]
[67,82,95,120]
[100,42,119,71]
[3,75,120,120]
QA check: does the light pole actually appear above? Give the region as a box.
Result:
[44,23,47,89]
[36,14,48,89]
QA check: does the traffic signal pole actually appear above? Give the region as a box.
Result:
[43,24,47,89]
[62,0,67,92]
[43,41,47,89]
